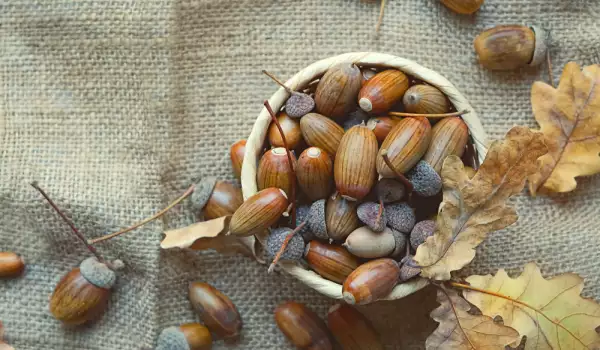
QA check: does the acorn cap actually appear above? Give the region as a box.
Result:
[375,178,405,203]
[190,177,217,212]
[390,229,407,258]
[296,205,314,241]
[155,326,189,350]
[79,257,117,289]
[266,228,306,262]
[357,202,386,232]
[406,161,442,197]
[399,256,421,282]
[286,93,315,118]
[529,26,548,67]
[410,220,436,250]
[307,199,328,240]
[386,203,416,233]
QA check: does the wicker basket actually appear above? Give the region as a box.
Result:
[241,52,489,301]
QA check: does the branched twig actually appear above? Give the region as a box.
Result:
[267,221,307,273]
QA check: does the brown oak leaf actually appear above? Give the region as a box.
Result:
[414,126,547,280]
[528,62,600,195]
[160,216,263,262]
[426,288,519,350]
[463,263,600,350]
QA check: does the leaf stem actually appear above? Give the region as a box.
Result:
[264,100,297,228]
[31,182,105,263]
[380,149,414,195]
[267,221,307,273]
[89,184,195,244]
[389,109,469,119]
[262,70,293,94]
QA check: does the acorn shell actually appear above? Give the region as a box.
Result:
[300,113,345,157]
[358,70,409,114]
[402,85,450,114]
[367,117,398,144]
[230,140,246,180]
[156,324,212,350]
[343,227,396,259]
[327,304,383,350]
[325,194,360,241]
[203,181,243,220]
[315,62,363,120]
[229,188,288,236]
[268,112,303,149]
[304,240,360,284]
[0,252,25,278]
[334,125,378,201]
[257,147,297,198]
[297,147,333,201]
[423,116,469,174]
[440,0,484,14]
[188,282,242,341]
[275,302,333,350]
[474,25,546,71]
[342,258,401,305]
[376,117,431,177]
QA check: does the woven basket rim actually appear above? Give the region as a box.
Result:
[241,52,489,301]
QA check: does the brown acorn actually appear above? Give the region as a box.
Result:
[156,323,212,350]
[297,147,333,201]
[275,301,333,350]
[257,147,297,198]
[315,62,363,120]
[376,117,431,177]
[334,125,378,201]
[203,181,243,220]
[50,257,116,325]
[358,70,409,114]
[327,304,383,350]
[300,112,345,157]
[229,139,246,179]
[423,116,469,174]
[440,0,484,14]
[188,282,242,341]
[342,258,401,305]
[229,188,288,236]
[304,241,360,284]
[402,85,450,114]
[0,252,25,278]
[268,112,303,149]
[325,194,360,241]
[367,116,398,144]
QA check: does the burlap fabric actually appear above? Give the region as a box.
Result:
[1,1,599,349]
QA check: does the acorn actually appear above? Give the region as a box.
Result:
[300,113,345,157]
[367,116,398,144]
[268,112,303,149]
[358,70,409,114]
[156,323,212,350]
[275,301,333,350]
[377,117,431,177]
[357,202,386,232]
[325,194,360,241]
[315,62,363,120]
[474,25,548,71]
[327,304,383,350]
[307,199,328,240]
[343,227,405,259]
[296,204,314,241]
[188,282,242,341]
[440,0,484,14]
[190,179,243,220]
[402,85,450,114]
[386,203,416,233]
[229,188,289,236]
[257,147,297,198]
[0,252,25,278]
[410,220,436,250]
[266,228,306,263]
[374,178,405,203]
[399,255,421,282]
[297,147,333,201]
[334,125,378,201]
[342,258,401,305]
[423,116,469,174]
[263,70,315,118]
[406,161,442,197]
[229,139,246,179]
[50,257,116,325]
[304,240,360,284]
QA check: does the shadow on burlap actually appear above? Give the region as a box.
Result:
[1,0,599,349]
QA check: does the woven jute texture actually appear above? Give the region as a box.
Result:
[1,1,599,349]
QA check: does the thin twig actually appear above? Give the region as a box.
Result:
[389,109,469,119]
[89,184,195,244]
[375,0,387,33]
[546,49,555,88]
[380,149,414,194]
[268,221,307,273]
[264,100,297,228]
[262,70,293,94]
[31,182,105,263]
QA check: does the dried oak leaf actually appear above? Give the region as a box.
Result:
[160,216,263,262]
[426,288,519,350]
[463,263,600,350]
[528,62,600,195]
[414,126,547,280]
